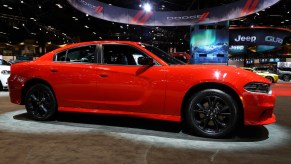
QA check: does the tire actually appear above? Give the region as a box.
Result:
[25,84,57,121]
[265,76,274,83]
[283,75,290,82]
[186,89,240,138]
[0,81,3,91]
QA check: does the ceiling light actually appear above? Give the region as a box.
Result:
[56,4,63,8]
[20,1,24,3]
[84,25,89,28]
[120,25,123,29]
[251,25,254,28]
[99,37,102,39]
[286,20,289,21]
[143,3,152,12]
[109,4,112,6]
[39,5,41,9]
[281,21,284,23]
[93,32,96,35]
[256,13,259,15]
[3,5,8,7]
[86,14,89,17]
[139,4,142,8]
[13,26,19,30]
[288,11,290,14]
[8,7,13,10]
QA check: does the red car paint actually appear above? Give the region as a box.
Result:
[8,41,276,125]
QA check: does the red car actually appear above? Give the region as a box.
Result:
[8,41,276,138]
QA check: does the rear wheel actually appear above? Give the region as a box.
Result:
[186,89,239,138]
[25,84,57,121]
[265,76,274,83]
[283,75,290,82]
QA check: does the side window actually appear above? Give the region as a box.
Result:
[55,51,67,61]
[102,44,149,65]
[67,45,96,63]
[55,45,96,63]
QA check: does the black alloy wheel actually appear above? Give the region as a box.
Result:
[25,84,57,121]
[186,89,239,138]
[265,76,274,83]
[283,75,290,82]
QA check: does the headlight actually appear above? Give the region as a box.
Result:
[244,82,270,94]
[1,70,10,75]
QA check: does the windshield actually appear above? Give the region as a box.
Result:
[143,45,185,65]
[0,59,11,66]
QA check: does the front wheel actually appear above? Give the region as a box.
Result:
[0,81,3,91]
[186,89,240,138]
[25,84,57,121]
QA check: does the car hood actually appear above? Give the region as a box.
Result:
[167,64,270,84]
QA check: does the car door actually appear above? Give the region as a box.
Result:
[95,44,167,114]
[48,44,100,109]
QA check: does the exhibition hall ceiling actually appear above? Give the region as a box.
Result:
[0,0,290,46]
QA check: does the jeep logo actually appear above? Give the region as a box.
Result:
[234,35,256,43]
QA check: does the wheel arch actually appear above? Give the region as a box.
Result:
[181,82,244,126]
[21,78,56,105]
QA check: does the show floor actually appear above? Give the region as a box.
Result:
[0,83,291,164]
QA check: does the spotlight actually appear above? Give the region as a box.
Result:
[143,3,152,12]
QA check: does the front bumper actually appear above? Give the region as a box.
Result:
[0,74,10,89]
[242,89,276,125]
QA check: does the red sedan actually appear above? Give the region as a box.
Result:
[8,41,276,138]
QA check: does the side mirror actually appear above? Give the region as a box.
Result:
[138,57,154,66]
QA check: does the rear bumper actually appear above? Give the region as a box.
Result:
[242,90,276,125]
[8,75,23,105]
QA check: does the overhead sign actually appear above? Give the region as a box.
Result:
[230,27,291,46]
[67,0,280,26]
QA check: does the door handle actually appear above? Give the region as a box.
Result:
[99,74,108,77]
[51,69,58,72]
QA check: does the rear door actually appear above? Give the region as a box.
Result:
[49,44,99,109]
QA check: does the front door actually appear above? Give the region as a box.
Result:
[95,44,167,114]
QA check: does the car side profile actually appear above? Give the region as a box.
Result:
[0,59,11,90]
[8,41,276,138]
